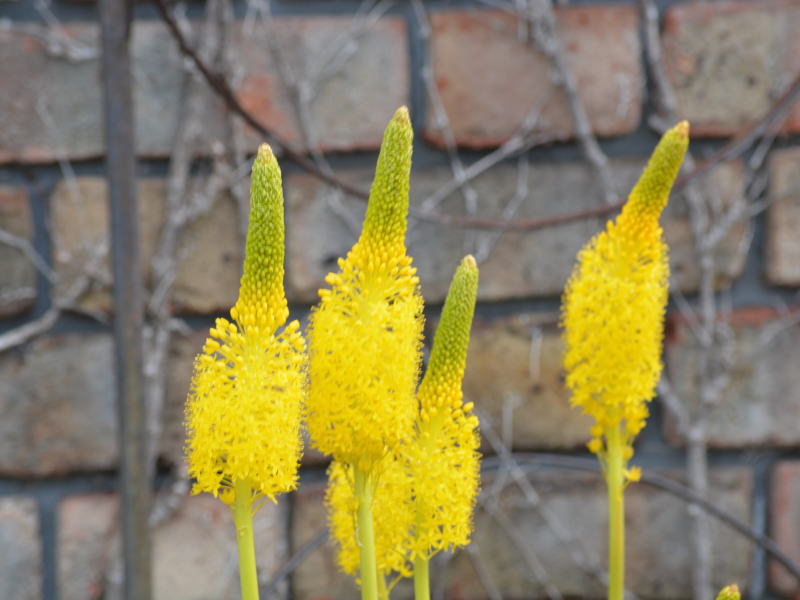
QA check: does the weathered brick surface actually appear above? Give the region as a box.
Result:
[423,7,642,149]
[293,468,752,599]
[0,333,118,475]
[662,0,800,136]
[0,497,41,600]
[769,460,800,597]
[0,186,36,317]
[0,18,407,163]
[51,177,243,314]
[292,480,360,600]
[665,308,800,447]
[460,313,592,450]
[57,494,118,600]
[0,329,195,475]
[59,494,288,600]
[767,147,800,286]
[444,467,752,599]
[285,160,745,303]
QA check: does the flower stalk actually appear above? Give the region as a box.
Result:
[561,121,689,600]
[233,480,259,600]
[355,468,379,600]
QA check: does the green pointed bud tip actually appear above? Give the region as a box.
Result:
[715,584,740,600]
[626,120,690,219]
[256,143,275,164]
[461,254,477,271]
[422,255,478,390]
[359,107,414,255]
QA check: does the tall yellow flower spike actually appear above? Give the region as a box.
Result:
[409,255,480,599]
[716,584,741,600]
[308,106,423,600]
[185,144,306,600]
[324,257,479,599]
[307,106,424,470]
[561,122,689,600]
[186,144,305,501]
[562,121,689,462]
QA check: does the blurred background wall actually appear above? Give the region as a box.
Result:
[1,0,800,598]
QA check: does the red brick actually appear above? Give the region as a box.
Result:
[770,461,800,596]
[423,6,642,149]
[0,186,35,316]
[0,18,407,163]
[0,497,41,600]
[285,160,745,303]
[665,308,800,447]
[767,147,800,286]
[662,1,800,137]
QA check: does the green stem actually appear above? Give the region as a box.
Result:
[233,479,260,600]
[355,467,379,600]
[413,555,431,600]
[606,425,625,600]
[378,572,389,600]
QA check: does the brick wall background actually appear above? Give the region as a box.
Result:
[1,0,800,598]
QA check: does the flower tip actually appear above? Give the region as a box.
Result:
[461,254,477,270]
[715,584,740,600]
[674,120,690,138]
[393,105,410,126]
[256,143,275,164]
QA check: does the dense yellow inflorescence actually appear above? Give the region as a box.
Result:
[326,459,414,579]
[307,107,424,470]
[326,256,480,575]
[561,122,689,468]
[186,144,306,503]
[410,255,480,557]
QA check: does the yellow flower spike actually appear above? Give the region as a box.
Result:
[562,121,689,460]
[413,256,480,548]
[185,144,306,600]
[307,106,423,469]
[715,584,741,600]
[561,122,689,600]
[308,107,422,600]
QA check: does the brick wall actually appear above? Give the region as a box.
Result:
[1,0,800,599]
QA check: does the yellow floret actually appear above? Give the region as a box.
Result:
[185,144,306,502]
[561,122,689,467]
[307,107,424,469]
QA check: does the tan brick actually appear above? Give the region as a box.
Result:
[292,480,359,600]
[769,460,800,596]
[0,186,36,316]
[662,0,800,137]
[293,468,751,599]
[460,313,591,450]
[285,160,745,303]
[665,308,800,447]
[423,6,642,149]
[0,333,117,475]
[60,494,288,600]
[0,18,407,163]
[767,147,800,285]
[57,494,118,600]
[51,177,242,314]
[0,497,41,600]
